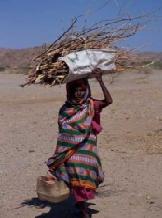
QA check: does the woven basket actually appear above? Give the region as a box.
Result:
[36,176,70,203]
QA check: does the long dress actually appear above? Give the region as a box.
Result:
[47,98,105,202]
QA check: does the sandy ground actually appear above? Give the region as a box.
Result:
[0,70,162,218]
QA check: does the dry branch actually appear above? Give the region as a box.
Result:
[22,15,143,86]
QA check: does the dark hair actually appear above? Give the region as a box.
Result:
[66,78,91,101]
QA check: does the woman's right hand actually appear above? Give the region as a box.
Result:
[47,170,57,180]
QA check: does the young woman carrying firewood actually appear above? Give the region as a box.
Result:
[47,69,112,218]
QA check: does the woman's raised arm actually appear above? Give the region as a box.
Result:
[93,68,113,107]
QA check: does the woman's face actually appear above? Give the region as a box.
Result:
[74,86,86,100]
[67,79,89,102]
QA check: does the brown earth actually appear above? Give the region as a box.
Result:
[0,70,162,218]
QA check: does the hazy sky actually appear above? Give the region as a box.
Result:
[0,0,162,51]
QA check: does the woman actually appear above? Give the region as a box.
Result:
[47,69,113,218]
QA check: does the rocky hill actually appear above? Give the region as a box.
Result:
[0,47,43,73]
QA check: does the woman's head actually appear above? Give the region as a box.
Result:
[66,78,91,102]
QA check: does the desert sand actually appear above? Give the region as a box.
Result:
[0,70,162,218]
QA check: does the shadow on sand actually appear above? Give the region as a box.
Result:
[20,197,99,218]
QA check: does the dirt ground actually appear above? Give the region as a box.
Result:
[0,70,162,218]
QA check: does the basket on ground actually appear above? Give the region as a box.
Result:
[36,176,70,203]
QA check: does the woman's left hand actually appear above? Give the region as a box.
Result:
[93,68,113,106]
[93,68,103,82]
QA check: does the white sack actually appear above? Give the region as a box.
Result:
[59,49,116,82]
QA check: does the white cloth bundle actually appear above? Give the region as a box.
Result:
[59,49,116,82]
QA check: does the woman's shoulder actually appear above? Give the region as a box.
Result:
[59,103,67,114]
[59,101,73,114]
[91,98,107,110]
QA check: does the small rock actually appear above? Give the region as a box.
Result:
[28,149,35,153]
[146,195,151,200]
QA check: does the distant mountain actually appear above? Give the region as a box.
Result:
[0,47,43,73]
[137,52,162,62]
[0,47,162,73]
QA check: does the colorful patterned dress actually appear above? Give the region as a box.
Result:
[47,98,105,202]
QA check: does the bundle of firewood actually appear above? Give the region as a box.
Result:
[21,16,142,87]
